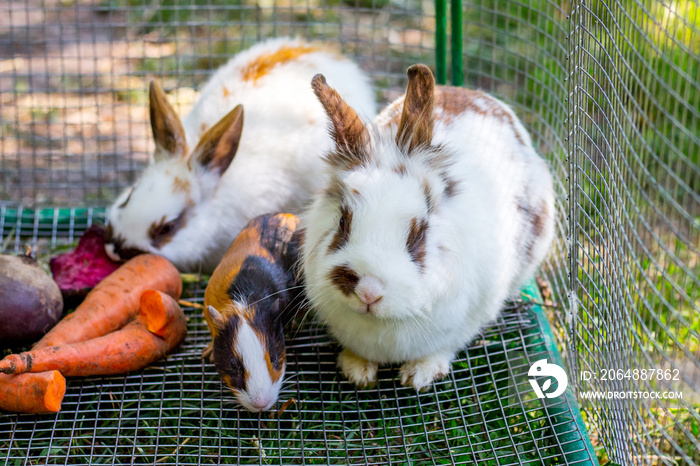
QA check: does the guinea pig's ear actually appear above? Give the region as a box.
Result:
[311,74,369,168]
[149,80,188,162]
[190,105,244,177]
[396,64,435,153]
[207,305,227,333]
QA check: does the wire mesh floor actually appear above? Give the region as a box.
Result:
[0,205,595,465]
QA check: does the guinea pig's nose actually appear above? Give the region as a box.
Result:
[355,276,384,306]
[250,397,272,412]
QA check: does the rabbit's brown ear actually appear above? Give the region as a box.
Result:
[312,74,369,169]
[191,105,244,176]
[149,80,188,161]
[396,64,435,153]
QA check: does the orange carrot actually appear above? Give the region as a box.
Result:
[140,290,184,338]
[0,371,66,414]
[34,254,182,349]
[0,311,187,376]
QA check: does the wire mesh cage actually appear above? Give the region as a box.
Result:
[0,0,697,464]
[567,1,699,464]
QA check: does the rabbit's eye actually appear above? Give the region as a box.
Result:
[406,217,429,270]
[153,220,177,238]
[329,206,353,252]
[159,222,175,236]
[149,213,186,247]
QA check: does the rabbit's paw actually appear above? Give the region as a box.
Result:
[399,353,452,391]
[338,349,378,388]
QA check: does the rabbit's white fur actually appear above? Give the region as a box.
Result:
[106,38,376,272]
[301,66,555,390]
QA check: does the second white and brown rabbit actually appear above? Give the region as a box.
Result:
[105,38,376,272]
[301,65,555,390]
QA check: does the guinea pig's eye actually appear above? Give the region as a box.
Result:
[269,349,285,371]
[339,216,345,230]
[230,359,245,385]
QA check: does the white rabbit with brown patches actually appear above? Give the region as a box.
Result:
[301,65,555,390]
[105,38,376,272]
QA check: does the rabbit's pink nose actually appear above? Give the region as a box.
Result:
[355,276,384,306]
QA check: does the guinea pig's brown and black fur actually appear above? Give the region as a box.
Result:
[203,213,303,412]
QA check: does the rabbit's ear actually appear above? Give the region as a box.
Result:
[312,74,369,168]
[190,105,244,176]
[396,64,435,153]
[149,80,188,162]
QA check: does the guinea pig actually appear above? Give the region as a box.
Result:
[300,65,555,390]
[203,213,303,412]
[105,37,376,272]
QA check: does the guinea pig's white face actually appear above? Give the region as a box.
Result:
[209,303,286,413]
[231,319,285,412]
[303,147,437,321]
[105,159,204,266]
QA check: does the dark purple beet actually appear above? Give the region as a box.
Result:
[50,225,121,305]
[0,254,64,348]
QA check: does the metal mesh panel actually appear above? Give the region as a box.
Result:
[457,0,572,380]
[0,215,594,465]
[449,1,699,463]
[567,1,699,464]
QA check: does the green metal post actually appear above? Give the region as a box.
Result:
[450,0,463,86]
[435,0,447,85]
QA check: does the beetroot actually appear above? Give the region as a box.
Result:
[50,225,121,303]
[0,254,63,348]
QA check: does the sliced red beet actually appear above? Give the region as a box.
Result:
[50,225,121,304]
